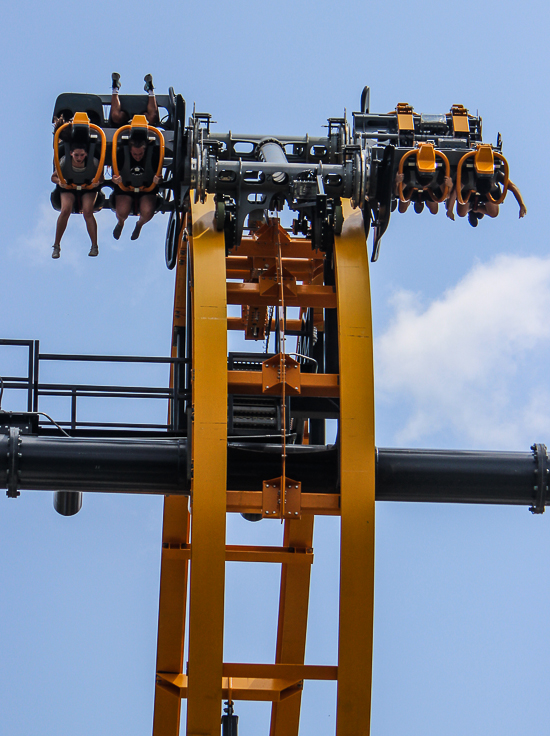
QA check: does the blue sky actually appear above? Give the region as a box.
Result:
[1,1,549,735]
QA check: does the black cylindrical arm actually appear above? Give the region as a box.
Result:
[0,433,545,511]
[375,447,539,506]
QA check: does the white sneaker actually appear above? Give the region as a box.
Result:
[52,244,60,259]
[88,244,99,257]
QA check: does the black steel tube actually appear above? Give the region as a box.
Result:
[0,435,543,510]
[0,435,188,494]
[375,447,537,506]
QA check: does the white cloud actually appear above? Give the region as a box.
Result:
[375,255,550,449]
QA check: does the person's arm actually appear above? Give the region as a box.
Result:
[507,179,527,218]
[52,115,65,132]
[395,171,404,196]
[446,185,457,220]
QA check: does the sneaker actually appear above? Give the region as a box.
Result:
[113,222,124,240]
[112,72,121,91]
[88,244,99,257]
[144,74,154,92]
[467,211,478,228]
[52,244,60,259]
[131,223,142,240]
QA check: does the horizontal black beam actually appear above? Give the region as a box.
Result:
[0,433,545,514]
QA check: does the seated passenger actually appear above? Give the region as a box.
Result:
[112,131,162,241]
[446,172,527,226]
[395,172,453,215]
[110,72,159,127]
[51,139,103,259]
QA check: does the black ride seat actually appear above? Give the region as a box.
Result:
[456,145,508,206]
[112,115,164,192]
[50,188,106,213]
[398,144,450,204]
[53,93,105,127]
[54,113,106,189]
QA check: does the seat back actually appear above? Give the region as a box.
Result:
[112,115,165,192]
[54,112,106,188]
[53,93,105,127]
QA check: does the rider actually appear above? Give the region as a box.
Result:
[51,137,103,259]
[446,171,527,225]
[111,130,162,241]
[110,72,160,127]
[395,172,453,215]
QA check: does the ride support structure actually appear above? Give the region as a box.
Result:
[151,194,376,736]
[0,85,540,736]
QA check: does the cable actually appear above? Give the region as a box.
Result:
[36,412,71,437]
[287,353,318,372]
[0,381,69,437]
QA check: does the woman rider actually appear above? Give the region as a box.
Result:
[51,140,103,259]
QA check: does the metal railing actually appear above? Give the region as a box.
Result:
[0,339,189,433]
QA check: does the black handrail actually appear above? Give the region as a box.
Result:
[0,340,190,433]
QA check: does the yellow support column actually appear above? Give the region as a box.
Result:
[334,201,376,736]
[154,223,192,736]
[186,195,228,736]
[269,516,315,736]
[153,496,190,736]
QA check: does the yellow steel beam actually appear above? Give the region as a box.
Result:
[270,516,315,736]
[161,544,313,565]
[224,663,336,680]
[153,218,192,736]
[334,201,376,736]
[227,317,303,332]
[227,370,339,397]
[186,194,228,736]
[157,674,304,703]
[153,496,190,736]
[227,282,337,309]
[226,491,340,516]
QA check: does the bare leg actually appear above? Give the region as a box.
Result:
[131,194,156,239]
[146,94,159,126]
[55,192,76,244]
[398,200,410,213]
[81,192,99,246]
[426,200,438,215]
[111,93,129,126]
[115,194,133,226]
[483,201,499,218]
[456,202,470,218]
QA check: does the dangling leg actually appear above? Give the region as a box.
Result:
[131,194,156,240]
[114,194,133,239]
[111,73,128,126]
[398,200,410,213]
[53,191,76,258]
[144,74,160,126]
[82,192,99,255]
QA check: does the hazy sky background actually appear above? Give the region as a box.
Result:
[1,1,549,735]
